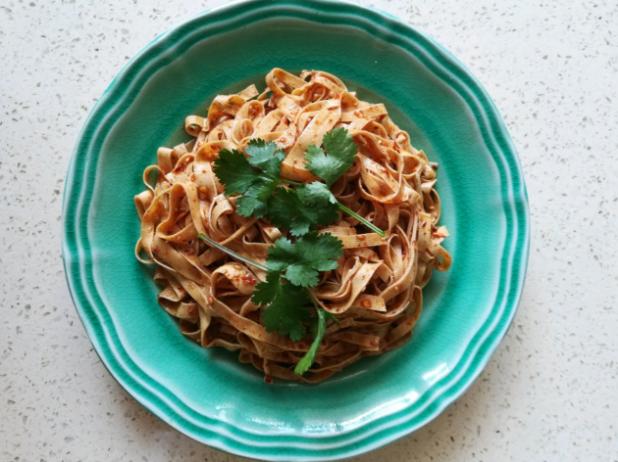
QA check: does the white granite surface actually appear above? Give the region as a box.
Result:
[1,0,617,461]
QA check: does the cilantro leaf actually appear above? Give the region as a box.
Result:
[236,194,263,217]
[236,179,277,218]
[294,308,327,375]
[266,233,343,287]
[245,140,285,178]
[253,272,312,341]
[306,127,357,185]
[214,140,285,218]
[213,149,258,195]
[267,185,339,237]
[267,189,311,236]
[252,271,281,305]
[298,181,338,205]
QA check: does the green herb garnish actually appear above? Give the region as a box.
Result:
[305,127,357,185]
[265,233,342,287]
[305,128,386,237]
[213,140,283,219]
[253,233,341,368]
[252,271,312,341]
[214,141,335,235]
[294,307,326,375]
[213,129,385,236]
[197,232,337,376]
[267,185,338,237]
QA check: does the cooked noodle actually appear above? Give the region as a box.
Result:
[135,68,451,382]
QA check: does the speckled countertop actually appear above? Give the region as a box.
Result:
[1,1,617,461]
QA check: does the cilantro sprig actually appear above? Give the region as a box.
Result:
[213,129,385,237]
[266,232,342,287]
[305,127,357,186]
[251,233,342,374]
[252,271,312,341]
[305,128,385,237]
[214,140,283,219]
[197,232,342,376]
[214,141,335,235]
[267,185,339,237]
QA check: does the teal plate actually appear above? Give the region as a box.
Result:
[62,1,529,460]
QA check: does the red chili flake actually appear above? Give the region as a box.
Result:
[361,299,372,308]
[239,273,256,285]
[207,296,214,304]
[264,375,273,384]
[357,234,366,241]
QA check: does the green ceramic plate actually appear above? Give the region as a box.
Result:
[62,1,529,460]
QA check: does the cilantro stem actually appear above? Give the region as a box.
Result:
[336,203,386,237]
[294,307,327,376]
[197,233,268,272]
